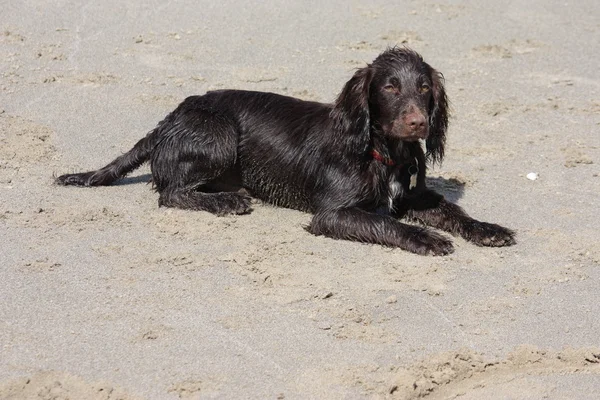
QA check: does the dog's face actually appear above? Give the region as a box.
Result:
[369,59,433,142]
[333,47,449,163]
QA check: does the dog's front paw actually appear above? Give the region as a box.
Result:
[463,221,516,247]
[404,227,454,256]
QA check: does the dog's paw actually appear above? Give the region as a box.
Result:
[55,173,91,186]
[463,221,516,247]
[214,192,253,216]
[405,227,454,256]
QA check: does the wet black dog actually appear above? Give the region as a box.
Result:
[57,47,515,255]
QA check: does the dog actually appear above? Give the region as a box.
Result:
[56,47,515,255]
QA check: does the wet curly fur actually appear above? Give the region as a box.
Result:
[56,47,515,255]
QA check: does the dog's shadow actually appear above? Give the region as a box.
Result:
[426,176,465,203]
[113,174,152,186]
[109,174,466,204]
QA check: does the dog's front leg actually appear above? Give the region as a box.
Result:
[307,207,454,255]
[405,189,515,247]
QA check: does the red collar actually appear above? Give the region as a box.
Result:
[370,149,396,166]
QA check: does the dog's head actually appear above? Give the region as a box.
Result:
[333,47,449,164]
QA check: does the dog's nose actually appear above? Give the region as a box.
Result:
[406,114,426,131]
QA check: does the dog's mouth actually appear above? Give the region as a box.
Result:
[397,132,428,141]
[387,125,429,142]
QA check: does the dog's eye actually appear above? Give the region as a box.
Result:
[419,84,431,93]
[383,85,398,93]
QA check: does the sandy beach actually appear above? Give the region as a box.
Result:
[1,0,599,398]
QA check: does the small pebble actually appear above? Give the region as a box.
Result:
[315,290,333,299]
[317,321,332,330]
[526,172,538,181]
[386,295,398,304]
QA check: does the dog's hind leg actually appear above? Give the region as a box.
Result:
[56,130,155,186]
[159,188,252,215]
[152,109,252,215]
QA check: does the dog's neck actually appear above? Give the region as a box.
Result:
[369,134,420,166]
[370,148,396,166]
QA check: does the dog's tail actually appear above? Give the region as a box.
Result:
[55,128,158,187]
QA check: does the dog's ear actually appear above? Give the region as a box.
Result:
[426,69,449,165]
[332,66,374,153]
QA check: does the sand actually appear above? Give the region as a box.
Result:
[1,0,599,398]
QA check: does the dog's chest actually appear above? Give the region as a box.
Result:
[387,175,403,209]
[372,169,404,213]
[375,158,421,213]
[384,172,403,211]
